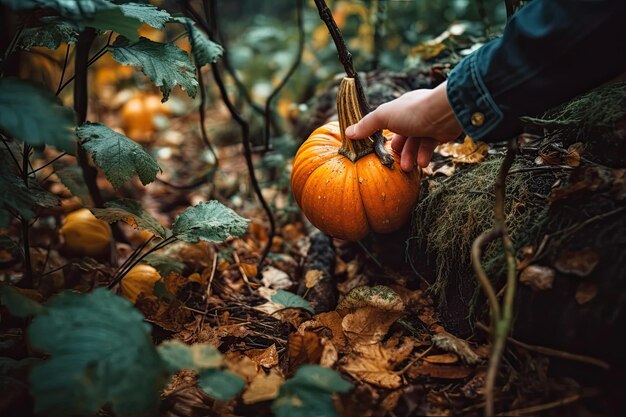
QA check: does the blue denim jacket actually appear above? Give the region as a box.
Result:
[447,0,626,142]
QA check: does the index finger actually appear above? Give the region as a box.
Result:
[345,105,389,140]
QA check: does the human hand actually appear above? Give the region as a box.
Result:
[345,81,462,172]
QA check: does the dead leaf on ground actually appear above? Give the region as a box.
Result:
[575,282,598,304]
[555,247,600,277]
[261,266,292,290]
[408,361,474,380]
[246,344,279,368]
[520,265,555,291]
[341,338,415,389]
[224,352,259,383]
[288,331,323,373]
[299,311,347,350]
[320,338,339,368]
[564,142,585,167]
[431,332,481,365]
[436,136,489,164]
[342,306,404,346]
[424,353,459,364]
[305,269,323,288]
[242,369,284,404]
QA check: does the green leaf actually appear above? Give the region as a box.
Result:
[91,198,169,239]
[157,340,223,374]
[0,0,112,17]
[18,17,79,50]
[198,369,245,401]
[172,200,249,243]
[143,253,185,276]
[0,78,76,151]
[118,3,171,30]
[271,290,314,314]
[54,164,90,204]
[0,172,60,221]
[172,17,223,67]
[76,121,160,189]
[28,288,166,417]
[272,365,351,417]
[0,285,46,318]
[109,36,198,101]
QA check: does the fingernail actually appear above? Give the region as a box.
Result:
[345,125,355,137]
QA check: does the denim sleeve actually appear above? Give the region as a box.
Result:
[447,0,626,142]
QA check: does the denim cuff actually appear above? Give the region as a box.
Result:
[446,42,504,141]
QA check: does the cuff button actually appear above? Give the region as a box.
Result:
[471,112,485,127]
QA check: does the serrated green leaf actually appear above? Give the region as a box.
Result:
[109,36,198,101]
[172,201,249,243]
[198,369,245,401]
[143,253,185,276]
[172,17,223,67]
[18,17,79,50]
[118,3,170,29]
[0,285,47,318]
[91,198,168,239]
[80,6,142,41]
[271,290,314,314]
[0,171,60,220]
[0,0,113,16]
[272,365,351,417]
[157,340,223,374]
[28,288,166,417]
[76,122,160,189]
[0,78,76,151]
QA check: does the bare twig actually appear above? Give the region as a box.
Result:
[263,0,304,152]
[196,66,218,164]
[495,392,583,416]
[475,322,610,370]
[471,139,518,417]
[20,144,33,287]
[55,44,71,95]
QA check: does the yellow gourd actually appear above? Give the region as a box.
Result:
[60,208,112,258]
[120,264,161,303]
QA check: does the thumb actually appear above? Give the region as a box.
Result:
[345,108,387,140]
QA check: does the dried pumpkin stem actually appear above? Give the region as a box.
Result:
[337,77,374,162]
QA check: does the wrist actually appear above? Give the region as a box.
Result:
[427,81,463,141]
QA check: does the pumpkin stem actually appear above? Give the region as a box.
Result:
[338,77,374,162]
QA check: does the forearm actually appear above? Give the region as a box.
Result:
[448,0,626,141]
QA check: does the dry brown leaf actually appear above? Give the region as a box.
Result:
[224,352,259,383]
[246,344,279,368]
[564,142,585,167]
[436,136,489,164]
[305,269,323,288]
[320,339,339,368]
[555,247,600,277]
[288,331,323,372]
[431,332,481,365]
[261,266,292,290]
[424,353,459,364]
[407,362,474,380]
[342,306,404,346]
[575,282,598,304]
[519,265,555,291]
[299,311,347,350]
[242,369,284,404]
[341,338,414,389]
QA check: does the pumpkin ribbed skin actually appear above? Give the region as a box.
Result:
[291,121,420,240]
[120,94,170,143]
[120,264,161,303]
[60,208,112,258]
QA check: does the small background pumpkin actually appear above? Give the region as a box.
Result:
[120,92,171,143]
[60,208,112,258]
[120,264,161,303]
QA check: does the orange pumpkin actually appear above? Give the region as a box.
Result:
[60,208,112,258]
[120,93,171,143]
[291,77,421,241]
[120,264,161,303]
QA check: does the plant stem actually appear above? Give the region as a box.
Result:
[263,0,304,152]
[20,144,33,287]
[312,0,393,167]
[471,140,518,417]
[337,77,374,161]
[196,66,218,165]
[55,44,71,95]
[74,28,105,208]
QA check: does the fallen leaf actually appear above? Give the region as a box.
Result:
[407,362,474,380]
[305,269,323,288]
[342,306,404,346]
[575,282,598,304]
[436,136,489,164]
[261,266,292,290]
[564,142,585,167]
[246,344,279,368]
[299,311,347,350]
[242,369,284,404]
[520,265,555,291]
[320,339,339,368]
[424,353,459,364]
[431,332,481,365]
[555,247,600,277]
[224,352,259,383]
[288,331,323,373]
